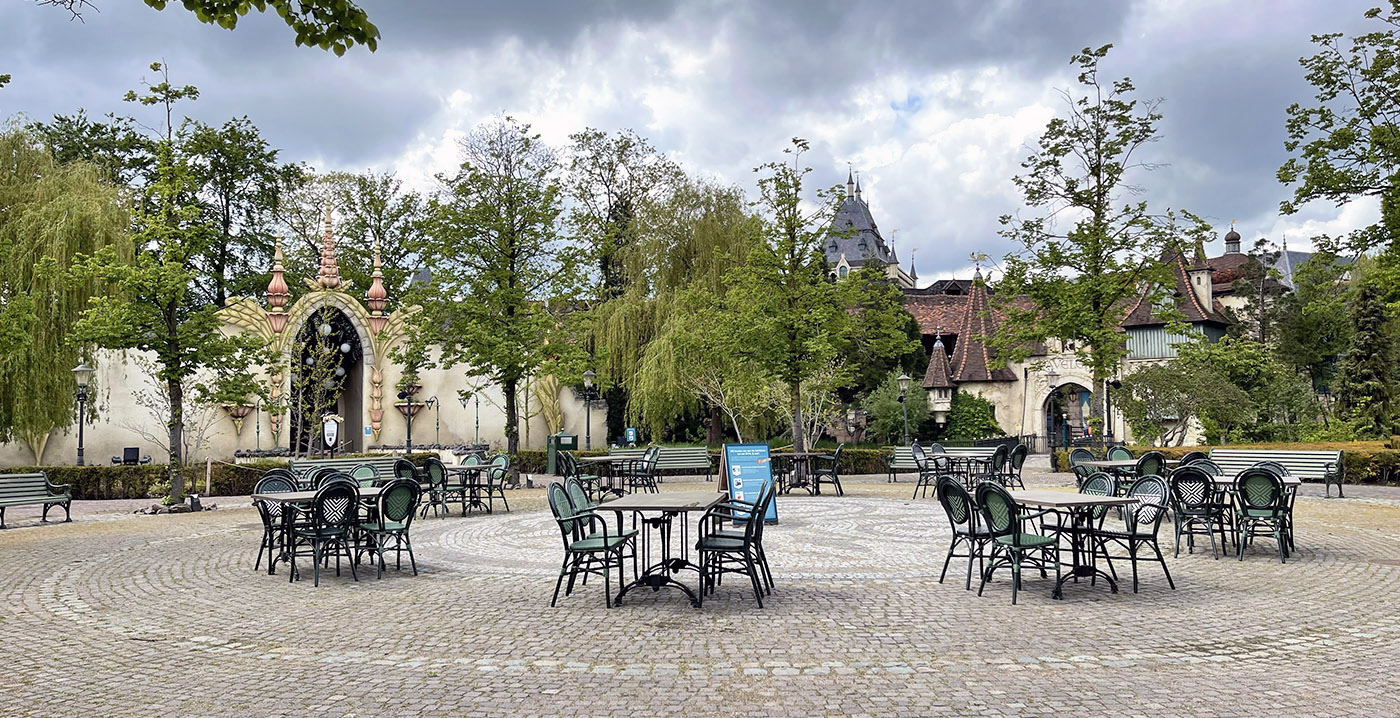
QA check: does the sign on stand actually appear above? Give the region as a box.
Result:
[722,443,778,524]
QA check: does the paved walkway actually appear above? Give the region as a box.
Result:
[1,472,1397,716]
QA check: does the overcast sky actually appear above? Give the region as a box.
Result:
[0,0,1382,283]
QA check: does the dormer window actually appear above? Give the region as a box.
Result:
[838,266,849,278]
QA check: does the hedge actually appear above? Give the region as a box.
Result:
[1,452,442,500]
[1051,441,1400,486]
[516,447,906,478]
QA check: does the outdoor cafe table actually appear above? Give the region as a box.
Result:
[445,464,493,513]
[578,455,634,496]
[770,451,826,494]
[251,486,389,575]
[594,490,725,607]
[1011,490,1138,599]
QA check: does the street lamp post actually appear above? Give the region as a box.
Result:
[582,370,596,450]
[72,363,94,466]
[897,373,912,445]
[1044,367,1060,451]
[397,387,417,454]
[424,396,440,446]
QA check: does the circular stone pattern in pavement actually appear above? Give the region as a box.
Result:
[2,489,1399,717]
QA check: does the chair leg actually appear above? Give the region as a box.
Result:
[939,536,958,584]
[746,552,764,608]
[551,558,570,607]
[1151,541,1174,589]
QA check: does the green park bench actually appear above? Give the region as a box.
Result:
[887,446,919,482]
[1207,448,1345,497]
[289,456,407,485]
[607,446,714,481]
[0,471,72,528]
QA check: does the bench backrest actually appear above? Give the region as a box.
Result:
[0,472,61,498]
[654,446,713,470]
[607,447,648,461]
[289,456,403,478]
[1207,449,1342,481]
[889,446,919,470]
[944,446,996,456]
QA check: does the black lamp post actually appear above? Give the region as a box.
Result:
[72,363,94,466]
[424,396,440,446]
[582,370,596,450]
[1045,367,1060,450]
[397,387,417,454]
[897,373,911,445]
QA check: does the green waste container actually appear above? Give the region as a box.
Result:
[546,432,578,475]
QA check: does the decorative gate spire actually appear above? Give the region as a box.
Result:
[265,234,290,334]
[317,201,342,290]
[366,239,389,334]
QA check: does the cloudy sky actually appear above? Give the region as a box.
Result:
[0,0,1382,282]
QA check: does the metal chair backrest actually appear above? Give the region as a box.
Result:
[316,470,357,490]
[547,483,583,543]
[988,443,1009,472]
[461,454,481,467]
[911,442,929,472]
[488,454,510,483]
[928,443,946,454]
[1008,444,1028,472]
[260,468,297,485]
[1135,450,1165,478]
[1125,475,1169,534]
[1071,464,1094,489]
[1192,458,1222,476]
[563,477,593,512]
[936,475,976,533]
[1107,446,1133,461]
[1079,471,1117,520]
[393,458,418,482]
[255,473,296,494]
[1069,447,1095,467]
[1169,465,1215,514]
[310,481,359,531]
[1236,469,1285,513]
[832,443,845,461]
[424,457,448,491]
[369,478,420,531]
[1179,451,1208,465]
[349,464,379,485]
[975,482,1023,544]
[1251,461,1289,477]
[302,466,336,488]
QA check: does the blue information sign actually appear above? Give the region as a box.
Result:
[722,443,778,524]
[624,427,638,445]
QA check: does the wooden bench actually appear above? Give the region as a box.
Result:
[0,472,72,528]
[1207,448,1345,497]
[607,446,714,480]
[289,456,405,484]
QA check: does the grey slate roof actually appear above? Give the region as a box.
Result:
[823,194,898,268]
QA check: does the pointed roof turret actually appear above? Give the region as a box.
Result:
[846,167,855,198]
[317,202,342,290]
[922,332,956,389]
[854,172,862,201]
[950,271,1016,382]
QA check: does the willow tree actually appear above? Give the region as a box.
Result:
[0,124,131,462]
[589,177,762,442]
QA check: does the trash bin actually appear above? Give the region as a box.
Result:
[546,432,578,475]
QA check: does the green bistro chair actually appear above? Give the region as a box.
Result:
[696,481,776,607]
[443,455,478,514]
[1126,450,1165,494]
[976,482,1058,605]
[970,444,1010,486]
[1235,469,1289,563]
[1068,447,1096,468]
[393,458,418,483]
[481,454,511,513]
[619,447,660,494]
[1043,471,1115,540]
[561,451,604,502]
[1093,475,1175,593]
[1107,445,1133,462]
[420,457,450,518]
[1170,465,1228,560]
[1071,464,1095,489]
[349,464,379,487]
[811,444,845,496]
[548,483,633,608]
[708,484,776,594]
[357,477,421,578]
[1179,450,1208,465]
[287,481,360,587]
[911,442,939,499]
[252,474,297,572]
[1003,444,1029,489]
[936,476,990,590]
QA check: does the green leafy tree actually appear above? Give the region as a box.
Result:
[1224,238,1284,344]
[404,117,580,457]
[1334,280,1398,436]
[862,370,930,445]
[1174,335,1320,442]
[1274,252,1353,390]
[1115,361,1254,446]
[941,391,1004,441]
[38,0,378,54]
[1279,1,1400,256]
[70,64,266,499]
[0,124,131,461]
[991,45,1207,422]
[29,110,153,186]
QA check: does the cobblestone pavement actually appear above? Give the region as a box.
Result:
[2,473,1398,716]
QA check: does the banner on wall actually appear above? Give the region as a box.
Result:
[721,443,778,524]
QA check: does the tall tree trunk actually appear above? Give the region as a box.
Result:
[503,377,519,458]
[168,376,186,499]
[706,404,723,446]
[604,385,627,443]
[790,381,805,453]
